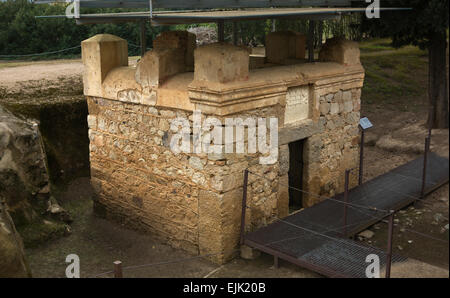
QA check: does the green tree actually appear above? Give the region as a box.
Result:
[360,0,449,128]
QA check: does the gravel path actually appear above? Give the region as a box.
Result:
[0,60,83,90]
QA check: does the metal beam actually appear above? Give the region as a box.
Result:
[139,21,147,56]
[308,19,315,62]
[69,0,357,9]
[232,21,238,45]
[217,20,225,42]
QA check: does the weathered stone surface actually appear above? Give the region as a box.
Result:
[153,30,197,71]
[319,37,361,66]
[0,202,32,277]
[82,34,128,97]
[319,102,330,115]
[0,106,50,225]
[284,86,310,125]
[194,43,249,83]
[240,245,261,260]
[279,119,318,145]
[249,55,265,69]
[136,48,186,88]
[358,230,375,240]
[277,174,289,218]
[330,102,340,115]
[266,31,306,64]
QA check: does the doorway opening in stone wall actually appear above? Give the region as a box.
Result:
[288,139,304,213]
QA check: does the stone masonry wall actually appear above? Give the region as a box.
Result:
[87,96,282,263]
[302,88,361,207]
[87,98,200,254]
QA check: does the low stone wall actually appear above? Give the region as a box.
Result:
[82,32,364,263]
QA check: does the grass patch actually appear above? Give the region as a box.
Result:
[360,39,429,112]
[359,38,395,53]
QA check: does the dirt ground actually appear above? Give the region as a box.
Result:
[26,177,319,278]
[0,59,83,91]
[0,57,138,92]
[24,112,448,278]
[1,44,449,278]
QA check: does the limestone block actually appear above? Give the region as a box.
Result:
[81,34,128,97]
[135,48,186,88]
[266,31,307,64]
[240,245,261,260]
[284,86,310,125]
[319,38,361,66]
[251,46,266,56]
[279,145,289,176]
[343,90,352,102]
[343,101,353,113]
[194,43,249,84]
[277,174,289,218]
[330,102,340,115]
[319,102,330,115]
[249,55,265,69]
[153,30,196,70]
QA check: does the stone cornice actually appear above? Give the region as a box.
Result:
[188,62,365,116]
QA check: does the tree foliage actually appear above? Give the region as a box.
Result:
[360,0,449,49]
[359,0,449,128]
[0,1,366,58]
[0,0,167,58]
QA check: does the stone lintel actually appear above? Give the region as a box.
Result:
[279,119,319,145]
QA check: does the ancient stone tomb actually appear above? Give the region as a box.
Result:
[82,31,364,264]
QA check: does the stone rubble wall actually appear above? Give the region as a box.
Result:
[87,95,284,263]
[302,88,361,207]
[87,98,200,253]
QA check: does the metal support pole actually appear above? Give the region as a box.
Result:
[308,20,315,62]
[343,169,350,237]
[240,169,249,245]
[420,137,431,201]
[428,105,435,138]
[114,260,123,278]
[359,129,365,185]
[218,20,225,42]
[417,105,434,205]
[232,21,238,45]
[274,256,279,269]
[317,20,324,48]
[140,21,147,57]
[385,212,394,278]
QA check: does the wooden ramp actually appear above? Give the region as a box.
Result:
[244,152,449,278]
